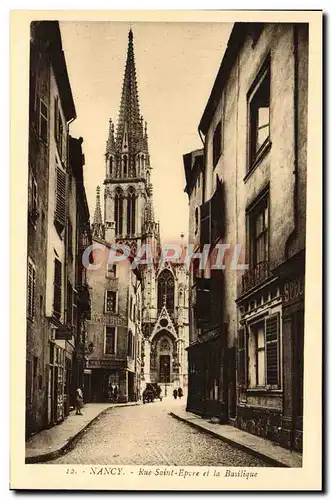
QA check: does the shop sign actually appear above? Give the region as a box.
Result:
[90,312,127,327]
[283,276,304,305]
[54,326,72,340]
[88,359,125,369]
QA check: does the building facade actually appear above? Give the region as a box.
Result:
[86,29,189,399]
[185,22,308,452]
[26,21,91,438]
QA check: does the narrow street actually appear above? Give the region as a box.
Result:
[49,399,269,466]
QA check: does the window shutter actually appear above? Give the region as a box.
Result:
[39,98,48,143]
[27,260,36,319]
[265,314,279,386]
[238,327,246,386]
[211,176,225,243]
[55,167,67,230]
[54,97,59,142]
[28,171,33,214]
[67,280,73,326]
[53,259,62,318]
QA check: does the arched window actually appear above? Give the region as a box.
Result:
[127,187,136,236]
[136,155,140,176]
[123,155,128,177]
[108,156,113,178]
[158,269,174,313]
[114,187,123,236]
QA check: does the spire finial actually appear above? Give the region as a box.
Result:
[92,185,104,239]
[129,28,133,41]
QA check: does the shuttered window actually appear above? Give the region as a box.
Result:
[28,171,38,224]
[67,280,73,326]
[53,259,62,319]
[127,330,134,358]
[213,121,222,168]
[27,259,36,320]
[265,314,280,387]
[67,219,73,257]
[211,176,225,243]
[238,327,246,386]
[39,98,48,143]
[54,97,64,159]
[55,166,67,232]
[105,327,116,354]
[200,199,211,249]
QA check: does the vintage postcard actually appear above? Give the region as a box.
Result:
[10,9,322,491]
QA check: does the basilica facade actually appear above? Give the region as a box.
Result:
[87,29,189,400]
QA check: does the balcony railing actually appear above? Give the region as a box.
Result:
[242,261,270,294]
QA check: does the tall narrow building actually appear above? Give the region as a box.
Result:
[87,29,189,400]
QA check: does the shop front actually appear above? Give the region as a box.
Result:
[273,250,305,452]
[47,341,65,426]
[88,358,131,403]
[186,333,226,420]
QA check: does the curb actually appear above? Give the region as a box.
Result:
[169,412,290,468]
[25,402,140,464]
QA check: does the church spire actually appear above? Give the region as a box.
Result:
[115,28,144,154]
[91,186,104,240]
[106,118,116,155]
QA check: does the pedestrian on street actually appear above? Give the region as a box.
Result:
[177,387,183,399]
[173,389,178,400]
[113,385,118,401]
[75,388,84,415]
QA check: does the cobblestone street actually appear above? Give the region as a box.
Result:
[49,400,269,466]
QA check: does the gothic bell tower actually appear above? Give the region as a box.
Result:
[103,29,160,254]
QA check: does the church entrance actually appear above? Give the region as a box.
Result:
[150,330,176,388]
[159,355,171,383]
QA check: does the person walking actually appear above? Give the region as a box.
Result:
[75,388,84,415]
[177,387,183,399]
[173,388,178,400]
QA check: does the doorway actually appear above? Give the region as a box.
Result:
[160,355,171,383]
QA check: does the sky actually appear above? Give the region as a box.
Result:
[60,21,233,244]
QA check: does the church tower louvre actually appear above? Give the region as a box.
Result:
[103,29,159,253]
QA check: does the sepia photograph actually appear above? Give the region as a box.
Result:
[10,9,322,491]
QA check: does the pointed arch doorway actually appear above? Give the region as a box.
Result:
[150,330,175,385]
[159,336,172,384]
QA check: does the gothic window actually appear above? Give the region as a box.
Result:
[127,187,136,237]
[141,154,145,170]
[146,170,150,185]
[158,269,175,313]
[109,156,113,178]
[114,187,124,236]
[123,155,128,177]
